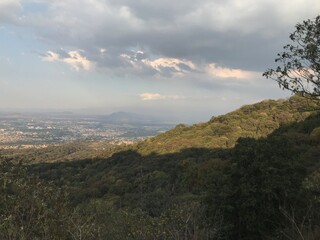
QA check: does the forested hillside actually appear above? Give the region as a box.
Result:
[133,95,319,154]
[1,95,320,239]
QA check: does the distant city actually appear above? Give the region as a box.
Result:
[0,112,175,149]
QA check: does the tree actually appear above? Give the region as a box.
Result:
[0,159,69,239]
[263,16,320,97]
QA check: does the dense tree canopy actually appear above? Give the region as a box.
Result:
[263,15,320,97]
[1,95,320,239]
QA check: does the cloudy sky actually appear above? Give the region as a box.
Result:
[1,0,320,123]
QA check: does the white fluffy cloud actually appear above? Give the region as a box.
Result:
[139,93,185,101]
[41,51,59,62]
[118,50,258,81]
[139,93,165,101]
[119,52,196,77]
[41,45,260,85]
[142,58,196,76]
[205,64,260,80]
[42,50,93,71]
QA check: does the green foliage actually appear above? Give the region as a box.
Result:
[1,96,320,239]
[133,95,320,155]
[263,15,320,97]
[0,159,70,239]
[204,113,320,240]
[1,141,117,164]
[232,137,306,239]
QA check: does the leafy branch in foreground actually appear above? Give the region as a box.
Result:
[263,15,320,98]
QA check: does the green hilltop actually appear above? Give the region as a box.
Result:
[133,94,319,154]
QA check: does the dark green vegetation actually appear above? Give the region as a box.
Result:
[1,141,117,163]
[1,95,320,239]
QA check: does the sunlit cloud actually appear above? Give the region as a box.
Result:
[205,63,259,79]
[139,93,186,101]
[142,58,196,75]
[42,50,94,71]
[42,51,59,62]
[139,93,165,101]
[118,51,197,77]
[63,50,93,71]
[119,50,259,81]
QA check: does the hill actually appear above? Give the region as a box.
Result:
[98,111,163,124]
[2,94,320,239]
[3,95,317,163]
[133,95,320,154]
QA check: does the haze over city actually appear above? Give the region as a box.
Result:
[1,0,320,123]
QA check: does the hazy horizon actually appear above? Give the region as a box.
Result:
[0,94,294,124]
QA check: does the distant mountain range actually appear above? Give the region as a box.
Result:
[97,111,170,125]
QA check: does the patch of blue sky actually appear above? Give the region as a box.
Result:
[21,2,48,14]
[0,26,47,58]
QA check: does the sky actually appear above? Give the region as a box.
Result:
[1,0,320,123]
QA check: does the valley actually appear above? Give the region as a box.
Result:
[0,112,175,149]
